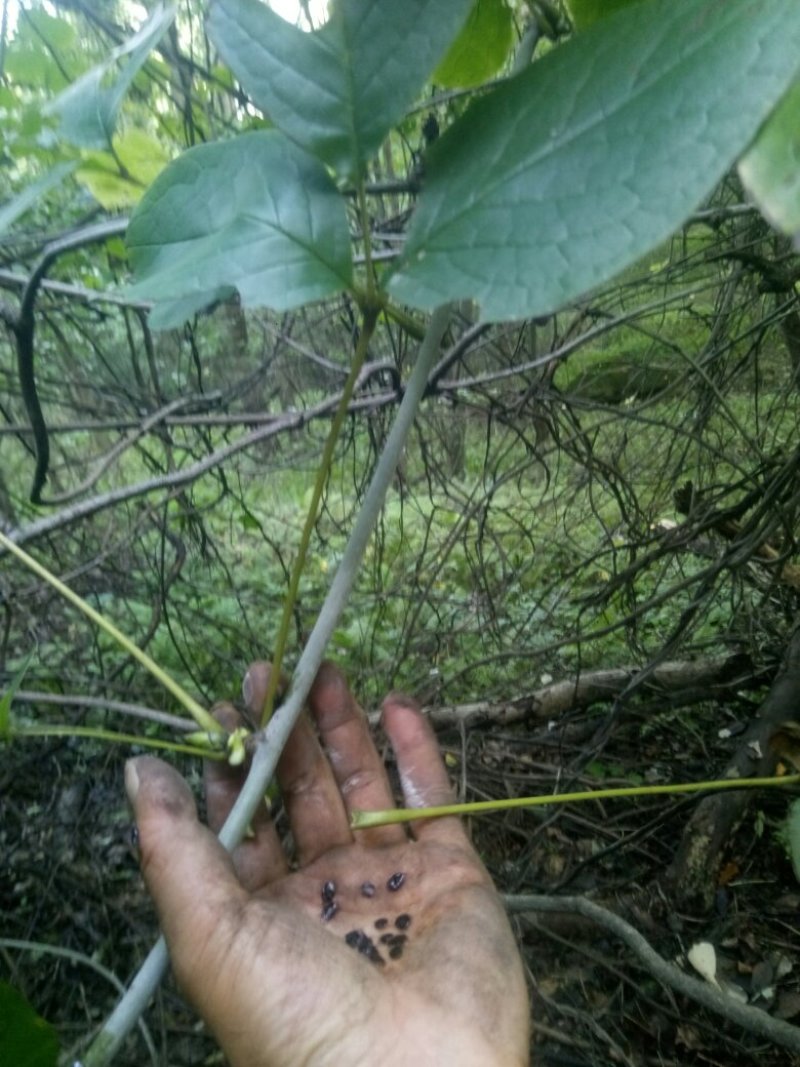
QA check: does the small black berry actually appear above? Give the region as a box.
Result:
[387,872,405,892]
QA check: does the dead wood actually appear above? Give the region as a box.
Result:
[669,627,800,914]
[388,653,759,731]
[506,893,800,1056]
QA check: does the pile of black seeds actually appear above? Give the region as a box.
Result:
[323,872,413,966]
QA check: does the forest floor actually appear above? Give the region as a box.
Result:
[3,670,800,1067]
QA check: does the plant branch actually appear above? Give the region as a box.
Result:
[80,303,452,1067]
[0,938,158,1067]
[14,723,225,759]
[0,530,222,736]
[12,690,195,731]
[260,307,379,725]
[505,894,800,1055]
[349,774,800,829]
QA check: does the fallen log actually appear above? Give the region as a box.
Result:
[388,653,762,731]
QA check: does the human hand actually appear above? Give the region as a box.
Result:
[125,662,530,1066]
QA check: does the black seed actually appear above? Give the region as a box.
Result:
[360,881,376,898]
[387,872,405,892]
[345,930,362,948]
[321,900,339,922]
[357,936,377,956]
[321,880,336,902]
[395,913,411,930]
[389,944,404,959]
[129,825,139,849]
[374,917,389,930]
[378,932,407,946]
[366,945,385,965]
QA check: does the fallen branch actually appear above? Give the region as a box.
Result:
[505,893,800,1056]
[367,654,761,730]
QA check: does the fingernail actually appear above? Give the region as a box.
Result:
[242,670,252,706]
[384,691,420,713]
[124,758,141,803]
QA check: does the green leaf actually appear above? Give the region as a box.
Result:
[4,12,77,92]
[435,0,514,89]
[207,0,474,178]
[148,288,236,331]
[77,129,173,209]
[126,130,353,321]
[786,797,800,884]
[0,982,59,1067]
[388,0,800,321]
[0,162,78,236]
[738,79,800,242]
[566,0,646,30]
[45,3,176,148]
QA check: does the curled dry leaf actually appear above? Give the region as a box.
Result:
[687,941,719,987]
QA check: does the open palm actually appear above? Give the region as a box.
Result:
[128,663,529,1066]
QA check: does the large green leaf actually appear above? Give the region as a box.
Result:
[388,0,800,321]
[739,79,800,243]
[0,982,59,1067]
[44,3,176,148]
[566,0,646,30]
[126,131,353,320]
[434,0,514,89]
[207,0,474,179]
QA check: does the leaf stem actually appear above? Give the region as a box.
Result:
[260,306,379,726]
[14,723,227,759]
[350,774,800,828]
[0,529,223,736]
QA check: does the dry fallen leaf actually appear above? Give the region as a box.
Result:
[687,942,719,987]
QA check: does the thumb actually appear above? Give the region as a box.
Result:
[126,756,247,985]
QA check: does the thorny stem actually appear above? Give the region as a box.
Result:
[260,305,379,727]
[349,773,800,828]
[80,304,453,1067]
[0,529,223,737]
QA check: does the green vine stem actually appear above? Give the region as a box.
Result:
[260,304,379,726]
[0,529,223,737]
[14,724,226,760]
[349,773,800,829]
[81,303,453,1067]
